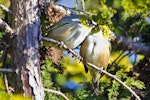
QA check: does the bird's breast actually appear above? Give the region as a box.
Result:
[85,35,110,68]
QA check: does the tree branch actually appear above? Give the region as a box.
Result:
[0,18,13,34]
[0,4,12,13]
[0,68,14,73]
[110,31,150,57]
[4,74,11,93]
[44,88,69,100]
[41,37,141,100]
[81,0,85,10]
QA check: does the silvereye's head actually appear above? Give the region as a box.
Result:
[79,15,96,28]
[91,24,110,39]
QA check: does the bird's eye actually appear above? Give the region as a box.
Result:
[86,20,95,26]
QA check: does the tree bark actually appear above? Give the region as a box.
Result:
[10,0,44,99]
[110,32,150,57]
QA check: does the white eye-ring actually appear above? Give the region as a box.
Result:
[94,27,99,31]
[102,30,106,35]
[87,20,95,27]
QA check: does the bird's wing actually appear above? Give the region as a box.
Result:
[43,14,80,34]
[80,35,94,73]
[80,38,89,61]
[43,21,69,35]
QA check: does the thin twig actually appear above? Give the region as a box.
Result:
[116,51,130,63]
[42,37,141,100]
[42,37,80,59]
[110,50,125,67]
[58,4,96,15]
[4,74,11,93]
[0,18,13,34]
[0,68,14,73]
[0,4,12,13]
[81,0,85,10]
[44,88,69,100]
[86,62,141,100]
[74,0,85,10]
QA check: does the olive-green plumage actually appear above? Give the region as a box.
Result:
[80,25,111,95]
[43,15,96,49]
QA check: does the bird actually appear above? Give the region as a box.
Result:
[43,14,96,49]
[80,24,111,95]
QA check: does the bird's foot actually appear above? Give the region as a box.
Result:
[93,88,99,96]
[79,56,83,62]
[58,41,65,48]
[99,67,103,73]
[92,82,100,95]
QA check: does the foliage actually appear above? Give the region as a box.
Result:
[0,0,10,19]
[0,76,31,100]
[0,1,32,99]
[0,0,10,37]
[0,0,149,100]
[40,0,149,99]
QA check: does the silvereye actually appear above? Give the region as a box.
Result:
[43,15,96,49]
[80,25,111,95]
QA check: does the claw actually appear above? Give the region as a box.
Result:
[93,88,99,95]
[93,82,100,95]
[99,67,103,73]
[59,41,65,48]
[79,55,83,62]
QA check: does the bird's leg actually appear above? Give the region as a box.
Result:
[92,67,104,95]
[91,71,100,95]
[93,81,100,95]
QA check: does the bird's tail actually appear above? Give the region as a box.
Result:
[91,70,101,95]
